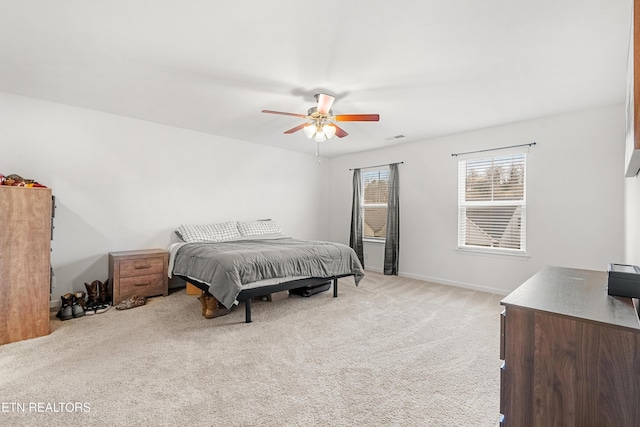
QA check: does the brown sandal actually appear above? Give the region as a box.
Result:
[115,295,146,310]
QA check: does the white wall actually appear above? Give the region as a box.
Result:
[1,92,627,300]
[0,92,331,299]
[329,105,626,294]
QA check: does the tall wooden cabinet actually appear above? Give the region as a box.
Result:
[0,186,53,345]
[500,266,640,426]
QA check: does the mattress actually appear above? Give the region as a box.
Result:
[169,237,364,308]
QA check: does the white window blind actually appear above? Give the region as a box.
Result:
[362,167,389,239]
[457,153,526,253]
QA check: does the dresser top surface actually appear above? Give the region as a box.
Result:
[501,266,640,331]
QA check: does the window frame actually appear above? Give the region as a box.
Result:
[457,153,527,255]
[361,166,390,242]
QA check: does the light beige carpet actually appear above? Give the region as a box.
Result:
[0,272,503,426]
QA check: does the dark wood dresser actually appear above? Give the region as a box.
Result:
[500,266,640,427]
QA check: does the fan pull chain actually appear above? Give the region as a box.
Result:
[316,141,321,163]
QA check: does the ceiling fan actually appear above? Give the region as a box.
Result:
[262,94,380,143]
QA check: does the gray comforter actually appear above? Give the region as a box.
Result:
[172,238,364,308]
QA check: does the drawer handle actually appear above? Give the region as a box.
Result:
[134,265,151,270]
[134,283,150,287]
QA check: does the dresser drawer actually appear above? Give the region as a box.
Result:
[119,256,165,278]
[119,273,165,298]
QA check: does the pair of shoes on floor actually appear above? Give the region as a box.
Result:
[83,280,112,315]
[56,292,86,321]
[115,295,146,310]
[84,301,111,315]
[197,291,231,319]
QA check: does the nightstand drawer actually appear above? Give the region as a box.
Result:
[119,273,165,298]
[119,257,165,278]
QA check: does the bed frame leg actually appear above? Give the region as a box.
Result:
[333,277,338,298]
[245,299,252,323]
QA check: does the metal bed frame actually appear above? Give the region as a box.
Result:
[178,274,353,323]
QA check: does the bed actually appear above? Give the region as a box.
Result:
[168,220,364,322]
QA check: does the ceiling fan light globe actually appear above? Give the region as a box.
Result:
[303,124,316,139]
[323,124,336,139]
[314,132,327,143]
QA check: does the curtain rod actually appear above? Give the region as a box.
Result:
[349,161,404,171]
[451,142,536,157]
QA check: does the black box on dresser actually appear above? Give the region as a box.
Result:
[607,263,640,298]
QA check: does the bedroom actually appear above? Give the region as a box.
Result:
[1,1,638,426]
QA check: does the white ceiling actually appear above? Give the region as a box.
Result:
[0,0,632,157]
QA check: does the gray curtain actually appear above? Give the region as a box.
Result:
[349,169,364,267]
[384,163,399,275]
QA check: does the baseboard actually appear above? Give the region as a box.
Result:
[363,268,509,296]
[401,272,509,296]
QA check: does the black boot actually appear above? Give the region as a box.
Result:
[71,294,85,318]
[56,293,73,321]
[74,291,86,309]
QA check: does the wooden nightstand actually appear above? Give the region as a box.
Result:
[109,249,168,305]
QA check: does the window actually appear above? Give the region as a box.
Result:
[457,153,526,253]
[362,166,389,239]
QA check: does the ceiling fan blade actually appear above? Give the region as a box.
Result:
[316,94,335,115]
[331,124,349,138]
[284,123,308,134]
[262,109,308,118]
[334,114,380,122]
